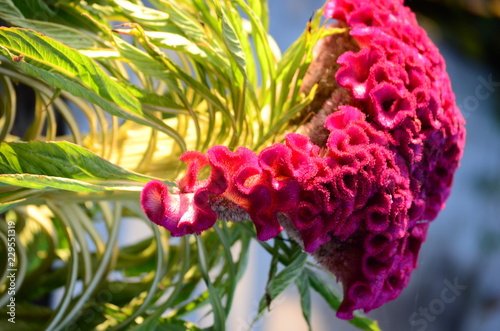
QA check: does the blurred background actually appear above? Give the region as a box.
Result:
[226,0,500,330]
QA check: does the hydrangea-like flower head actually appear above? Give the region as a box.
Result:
[141,0,465,319]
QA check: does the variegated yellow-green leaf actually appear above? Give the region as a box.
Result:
[0,141,158,191]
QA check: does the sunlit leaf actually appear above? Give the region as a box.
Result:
[0,27,187,150]
[220,10,247,79]
[113,0,170,28]
[0,141,156,191]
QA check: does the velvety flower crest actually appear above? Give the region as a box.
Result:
[141,0,465,320]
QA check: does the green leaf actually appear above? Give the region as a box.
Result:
[249,0,269,31]
[0,174,129,192]
[253,250,307,323]
[213,225,237,315]
[234,0,275,86]
[159,0,207,45]
[146,31,207,60]
[295,271,312,331]
[0,0,25,18]
[131,238,194,331]
[195,235,226,330]
[112,36,178,84]
[0,0,97,48]
[220,11,247,79]
[0,141,156,191]
[0,199,24,213]
[0,188,44,213]
[101,281,153,306]
[0,27,186,151]
[115,26,227,114]
[139,90,186,114]
[169,290,210,318]
[6,0,53,19]
[129,26,230,85]
[113,0,170,28]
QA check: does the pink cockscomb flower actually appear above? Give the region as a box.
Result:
[141,0,465,319]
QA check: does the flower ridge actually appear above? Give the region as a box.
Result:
[141,0,465,320]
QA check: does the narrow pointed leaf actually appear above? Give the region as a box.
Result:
[195,235,226,330]
[0,174,140,192]
[295,271,312,331]
[254,250,307,322]
[160,0,207,44]
[220,11,247,79]
[0,199,23,213]
[0,141,156,188]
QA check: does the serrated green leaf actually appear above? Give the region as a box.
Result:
[0,0,96,48]
[0,27,115,95]
[0,27,186,151]
[0,141,156,192]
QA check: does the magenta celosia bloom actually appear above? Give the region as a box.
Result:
[141,0,465,319]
